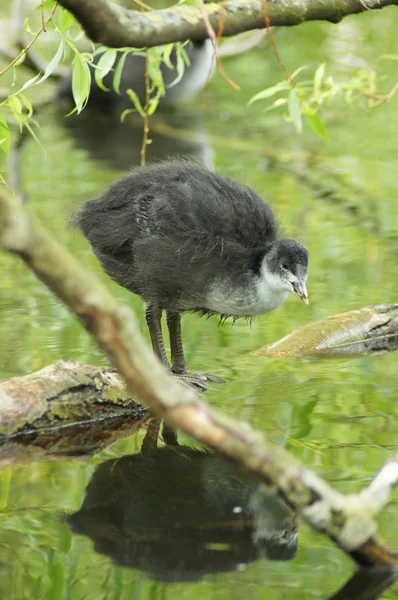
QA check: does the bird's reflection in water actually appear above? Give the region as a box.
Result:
[68,427,298,583]
[58,106,213,172]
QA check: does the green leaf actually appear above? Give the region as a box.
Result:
[58,7,75,31]
[148,97,160,116]
[290,65,307,80]
[262,97,288,114]
[180,44,191,66]
[0,114,10,129]
[36,40,65,84]
[36,0,57,8]
[14,53,26,67]
[71,54,91,113]
[168,44,186,88]
[305,112,328,141]
[248,81,290,105]
[19,93,33,117]
[314,63,326,96]
[379,54,398,61]
[17,73,41,93]
[120,108,134,122]
[113,52,128,95]
[13,113,23,131]
[288,89,302,133]
[8,95,22,115]
[162,44,174,69]
[345,89,354,105]
[94,49,117,92]
[126,88,146,117]
[147,47,164,92]
[0,116,10,156]
[24,119,45,153]
[24,17,33,35]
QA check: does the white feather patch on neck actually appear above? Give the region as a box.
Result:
[204,266,291,317]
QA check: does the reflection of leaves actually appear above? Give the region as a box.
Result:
[255,304,398,358]
[291,398,318,440]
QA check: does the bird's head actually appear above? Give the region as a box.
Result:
[263,239,309,304]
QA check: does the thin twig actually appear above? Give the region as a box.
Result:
[131,0,152,11]
[0,173,12,192]
[370,81,398,107]
[260,0,294,84]
[0,1,59,79]
[41,0,46,31]
[140,48,150,167]
[198,0,240,91]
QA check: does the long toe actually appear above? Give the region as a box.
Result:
[172,372,226,392]
[202,373,227,384]
[174,373,208,393]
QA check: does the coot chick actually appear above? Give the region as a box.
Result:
[76,163,309,389]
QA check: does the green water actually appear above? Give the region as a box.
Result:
[1,4,398,599]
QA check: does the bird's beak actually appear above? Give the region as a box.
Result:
[292,280,309,305]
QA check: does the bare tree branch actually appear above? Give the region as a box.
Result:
[1,188,398,567]
[57,0,398,48]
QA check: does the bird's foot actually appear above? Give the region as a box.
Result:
[172,371,226,393]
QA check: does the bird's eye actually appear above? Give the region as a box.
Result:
[281,263,288,270]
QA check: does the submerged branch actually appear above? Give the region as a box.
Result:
[360,452,398,515]
[57,0,398,48]
[0,188,398,566]
[330,567,398,600]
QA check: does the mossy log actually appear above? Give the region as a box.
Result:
[0,360,148,467]
[255,304,398,358]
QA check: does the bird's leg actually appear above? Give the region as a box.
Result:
[141,418,179,451]
[166,310,226,390]
[144,304,202,418]
[145,304,169,368]
[141,418,160,457]
[166,309,188,375]
[162,422,179,446]
[144,308,181,444]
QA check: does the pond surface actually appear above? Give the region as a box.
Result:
[1,4,398,599]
